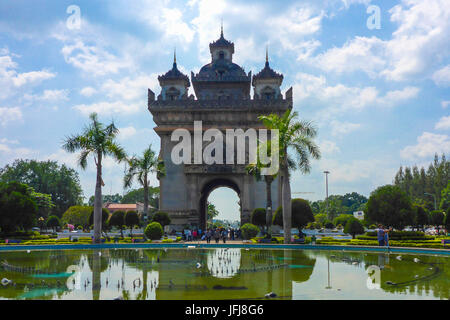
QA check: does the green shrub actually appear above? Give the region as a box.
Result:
[251,208,266,228]
[152,211,171,227]
[344,218,364,239]
[144,222,163,240]
[241,223,260,240]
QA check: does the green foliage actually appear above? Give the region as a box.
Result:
[46,215,61,230]
[440,180,450,211]
[29,189,54,218]
[0,159,83,216]
[144,222,163,240]
[333,214,353,227]
[413,203,429,229]
[314,213,328,225]
[152,211,171,227]
[109,210,125,236]
[324,221,335,229]
[89,193,123,206]
[444,209,450,231]
[344,217,365,239]
[241,223,260,240]
[291,198,314,229]
[311,192,368,216]
[394,154,449,210]
[207,202,220,221]
[121,187,160,208]
[272,199,314,230]
[251,208,266,227]
[366,185,413,229]
[430,210,445,226]
[0,181,38,233]
[61,206,92,228]
[125,210,140,228]
[88,208,110,230]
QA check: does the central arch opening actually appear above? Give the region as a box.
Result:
[199,178,241,230]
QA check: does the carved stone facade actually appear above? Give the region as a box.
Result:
[148,31,292,230]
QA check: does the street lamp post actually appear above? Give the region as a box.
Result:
[324,171,330,217]
[424,193,437,210]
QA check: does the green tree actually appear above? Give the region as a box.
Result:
[46,215,61,232]
[125,210,140,237]
[152,211,171,227]
[207,202,220,222]
[344,217,365,239]
[333,214,353,227]
[251,208,266,231]
[0,181,37,233]
[109,210,125,238]
[273,199,314,232]
[240,223,259,240]
[430,210,445,231]
[121,187,160,208]
[314,213,328,225]
[61,206,92,229]
[259,109,320,243]
[440,180,450,211]
[144,222,163,240]
[62,112,127,243]
[124,144,165,224]
[88,193,123,206]
[0,159,83,216]
[291,198,314,230]
[444,208,450,233]
[412,203,429,231]
[246,142,276,233]
[366,185,413,230]
[88,208,110,231]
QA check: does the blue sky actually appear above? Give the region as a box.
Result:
[0,0,449,221]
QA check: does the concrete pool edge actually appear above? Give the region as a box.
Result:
[0,243,449,256]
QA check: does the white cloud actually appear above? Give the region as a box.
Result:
[330,120,361,136]
[101,74,159,101]
[62,40,133,76]
[24,89,69,103]
[73,101,141,116]
[442,101,450,109]
[319,140,340,154]
[435,116,450,130]
[311,0,450,82]
[0,142,36,167]
[432,65,450,87]
[0,107,22,126]
[80,87,97,97]
[293,72,419,113]
[118,126,137,141]
[313,36,386,78]
[400,132,450,159]
[0,51,56,100]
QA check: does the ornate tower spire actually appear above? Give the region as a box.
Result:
[174,47,177,64]
[265,45,269,67]
[221,19,223,37]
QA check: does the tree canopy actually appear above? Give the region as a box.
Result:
[366,185,414,229]
[0,159,83,216]
[394,154,449,210]
[0,181,38,233]
[273,198,314,230]
[121,187,159,208]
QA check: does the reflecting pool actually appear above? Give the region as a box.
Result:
[0,248,448,300]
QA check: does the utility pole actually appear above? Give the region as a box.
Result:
[324,171,330,217]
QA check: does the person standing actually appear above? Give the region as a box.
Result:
[376,224,385,246]
[222,228,228,243]
[214,229,220,243]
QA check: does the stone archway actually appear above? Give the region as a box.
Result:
[199,178,241,230]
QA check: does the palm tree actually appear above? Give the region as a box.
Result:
[246,161,275,235]
[259,109,320,244]
[124,145,165,225]
[62,113,126,243]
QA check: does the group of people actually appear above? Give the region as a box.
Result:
[181,227,240,243]
[376,224,392,247]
